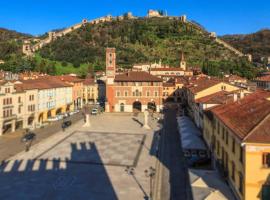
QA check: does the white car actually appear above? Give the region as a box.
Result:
[91,108,98,115]
[69,110,80,115]
[47,117,58,122]
[56,115,64,120]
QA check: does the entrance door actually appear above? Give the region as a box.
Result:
[120,103,125,112]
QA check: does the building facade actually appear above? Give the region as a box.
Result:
[203,90,270,200]
[105,48,163,112]
[17,77,73,124]
[255,75,270,90]
[55,75,84,110]
[0,81,38,135]
[82,77,99,104]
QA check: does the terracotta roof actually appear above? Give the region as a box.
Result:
[150,67,184,72]
[196,91,233,104]
[15,77,72,90]
[229,75,246,81]
[163,82,175,87]
[255,75,270,82]
[188,78,222,94]
[115,71,162,82]
[54,75,83,83]
[83,78,96,85]
[211,90,270,142]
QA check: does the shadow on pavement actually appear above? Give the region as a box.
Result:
[148,105,194,200]
[0,142,118,200]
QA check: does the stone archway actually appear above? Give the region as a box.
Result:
[147,102,156,112]
[47,110,52,119]
[38,113,43,123]
[56,108,62,115]
[133,101,142,112]
[28,115,35,126]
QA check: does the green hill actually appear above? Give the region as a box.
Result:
[38,18,249,67]
[0,17,258,78]
[0,28,32,60]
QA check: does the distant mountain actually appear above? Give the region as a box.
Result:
[221,29,270,62]
[0,28,32,42]
[0,28,32,60]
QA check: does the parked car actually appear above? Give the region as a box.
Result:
[91,108,98,115]
[47,117,59,122]
[70,110,80,115]
[56,115,64,120]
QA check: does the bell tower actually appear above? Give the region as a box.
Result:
[106,48,116,85]
[180,51,186,71]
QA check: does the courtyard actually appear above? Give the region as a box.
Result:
[0,113,161,200]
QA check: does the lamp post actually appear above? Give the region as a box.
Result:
[144,167,156,200]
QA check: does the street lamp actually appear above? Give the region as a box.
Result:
[144,166,156,200]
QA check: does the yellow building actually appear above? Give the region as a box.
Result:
[0,81,38,135]
[17,77,73,124]
[183,76,240,123]
[203,90,270,200]
[82,77,98,104]
[162,77,188,103]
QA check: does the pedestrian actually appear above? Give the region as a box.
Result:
[62,123,65,132]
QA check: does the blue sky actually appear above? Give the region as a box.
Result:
[0,0,269,36]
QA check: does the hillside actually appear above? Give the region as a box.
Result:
[39,17,245,68]
[0,17,258,78]
[0,28,32,60]
[221,29,270,62]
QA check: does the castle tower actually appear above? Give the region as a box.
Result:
[22,40,32,56]
[180,15,187,23]
[106,48,116,85]
[48,32,56,42]
[180,51,187,71]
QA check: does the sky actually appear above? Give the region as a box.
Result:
[0,0,269,36]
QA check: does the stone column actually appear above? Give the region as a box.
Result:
[83,114,91,127]
[11,119,16,132]
[0,121,3,136]
[23,117,28,129]
[143,110,150,130]
[105,102,110,112]
[80,98,83,108]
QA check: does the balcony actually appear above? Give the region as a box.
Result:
[3,104,14,109]
[3,114,17,120]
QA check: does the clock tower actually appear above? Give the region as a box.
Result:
[180,51,187,71]
[106,48,116,85]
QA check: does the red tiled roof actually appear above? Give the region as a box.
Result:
[188,78,222,94]
[163,82,175,87]
[54,75,83,83]
[15,77,72,90]
[196,91,233,104]
[211,90,270,142]
[255,75,270,82]
[150,67,184,72]
[83,78,96,85]
[115,71,162,82]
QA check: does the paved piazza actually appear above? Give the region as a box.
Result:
[36,131,145,167]
[0,113,160,200]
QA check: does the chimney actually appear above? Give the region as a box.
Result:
[240,91,244,99]
[233,93,238,102]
